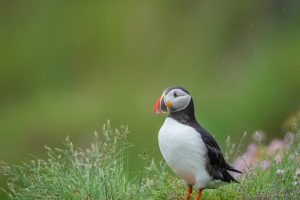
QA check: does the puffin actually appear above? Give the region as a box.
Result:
[154,86,242,200]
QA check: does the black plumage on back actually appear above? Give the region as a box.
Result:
[169,97,242,183]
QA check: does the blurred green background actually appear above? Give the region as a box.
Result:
[1,0,300,195]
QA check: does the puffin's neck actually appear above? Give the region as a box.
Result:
[168,98,196,125]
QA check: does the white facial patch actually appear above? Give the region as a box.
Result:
[165,89,192,112]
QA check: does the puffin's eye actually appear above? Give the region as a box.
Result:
[173,92,178,98]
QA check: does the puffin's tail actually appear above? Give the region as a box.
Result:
[222,170,239,183]
[222,163,243,183]
[225,163,242,174]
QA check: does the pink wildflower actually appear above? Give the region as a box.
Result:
[261,160,270,170]
[267,139,285,155]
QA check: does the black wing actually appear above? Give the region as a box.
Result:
[192,122,242,182]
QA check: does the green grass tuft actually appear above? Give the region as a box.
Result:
[1,121,299,199]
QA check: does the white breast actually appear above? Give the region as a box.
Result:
[158,117,212,189]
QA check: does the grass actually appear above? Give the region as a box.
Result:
[1,121,299,200]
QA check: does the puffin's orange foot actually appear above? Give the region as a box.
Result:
[195,190,203,200]
[185,186,193,200]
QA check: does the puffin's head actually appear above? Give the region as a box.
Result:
[154,86,192,114]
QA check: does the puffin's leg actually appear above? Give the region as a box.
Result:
[185,185,193,200]
[194,189,203,200]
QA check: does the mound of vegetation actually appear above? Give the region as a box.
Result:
[1,121,299,199]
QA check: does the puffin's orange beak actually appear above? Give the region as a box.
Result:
[154,93,169,113]
[154,95,163,113]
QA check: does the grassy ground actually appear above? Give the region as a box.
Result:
[1,121,299,200]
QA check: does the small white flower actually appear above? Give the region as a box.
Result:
[293,181,299,186]
[276,169,285,175]
[252,131,266,143]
